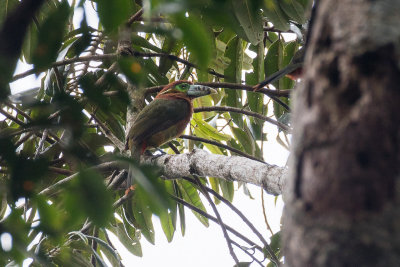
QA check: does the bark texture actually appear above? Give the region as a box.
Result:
[283,0,400,266]
[142,149,286,195]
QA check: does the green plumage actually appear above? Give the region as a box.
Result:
[125,81,216,190]
[126,97,191,152]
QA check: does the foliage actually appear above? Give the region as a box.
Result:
[0,0,310,266]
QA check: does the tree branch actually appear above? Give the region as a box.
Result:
[142,149,286,195]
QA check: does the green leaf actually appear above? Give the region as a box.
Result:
[173,181,186,236]
[118,57,145,86]
[224,36,244,128]
[280,0,306,24]
[131,192,155,244]
[35,195,63,237]
[263,0,290,31]
[109,222,143,257]
[71,168,113,227]
[96,0,131,32]
[193,117,231,141]
[158,37,183,75]
[0,0,18,28]
[232,0,264,45]
[98,230,124,266]
[178,180,209,227]
[32,1,70,71]
[159,211,175,242]
[132,34,163,53]
[209,177,221,204]
[269,231,282,256]
[172,13,213,70]
[219,179,234,202]
[265,39,284,88]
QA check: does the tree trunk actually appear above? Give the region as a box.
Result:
[283,0,400,266]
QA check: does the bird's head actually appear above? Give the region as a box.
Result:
[156,80,217,100]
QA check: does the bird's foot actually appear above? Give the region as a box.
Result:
[124,185,137,196]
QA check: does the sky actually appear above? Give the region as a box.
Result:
[5,2,291,266]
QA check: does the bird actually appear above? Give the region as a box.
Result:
[253,48,305,91]
[125,80,216,190]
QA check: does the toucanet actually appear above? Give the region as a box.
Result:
[125,80,216,189]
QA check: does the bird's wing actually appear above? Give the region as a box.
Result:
[126,98,190,147]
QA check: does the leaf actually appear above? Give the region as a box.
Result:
[68,168,113,227]
[32,1,70,71]
[193,117,231,141]
[158,37,183,75]
[131,192,155,244]
[269,231,282,256]
[108,222,143,257]
[172,13,213,70]
[264,39,284,88]
[0,0,18,28]
[263,0,290,31]
[280,0,306,24]
[232,0,263,45]
[132,34,163,53]
[177,180,209,227]
[159,211,175,242]
[96,0,131,32]
[224,36,244,128]
[219,179,234,202]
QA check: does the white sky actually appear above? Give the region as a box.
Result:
[5,2,291,266]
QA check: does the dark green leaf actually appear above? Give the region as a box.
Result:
[178,180,209,227]
[263,0,290,31]
[67,168,113,227]
[224,36,244,128]
[280,0,307,24]
[172,13,213,70]
[232,0,263,45]
[96,0,131,32]
[32,1,70,71]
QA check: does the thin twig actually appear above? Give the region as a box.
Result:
[171,195,264,253]
[194,106,290,132]
[182,176,279,265]
[34,129,48,158]
[261,189,274,236]
[126,8,143,26]
[193,174,239,264]
[180,135,264,163]
[231,240,264,267]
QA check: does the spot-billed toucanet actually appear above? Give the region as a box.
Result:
[125,80,216,189]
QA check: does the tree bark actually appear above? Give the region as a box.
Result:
[283,0,400,266]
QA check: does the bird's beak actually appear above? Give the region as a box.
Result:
[187,85,217,98]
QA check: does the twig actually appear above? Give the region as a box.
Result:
[11,54,117,81]
[127,8,143,26]
[34,129,48,158]
[88,110,125,151]
[231,240,264,267]
[193,174,239,264]
[180,135,264,163]
[171,195,264,253]
[182,176,279,265]
[261,189,274,236]
[194,106,290,132]
[40,161,123,196]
